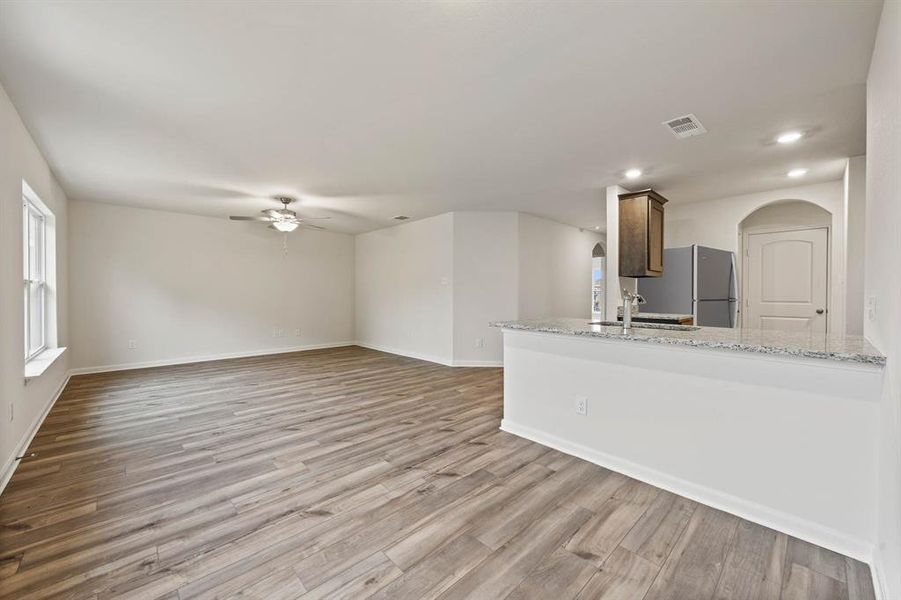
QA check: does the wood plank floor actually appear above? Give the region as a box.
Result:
[0,346,875,600]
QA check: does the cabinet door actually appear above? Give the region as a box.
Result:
[648,200,664,273]
[619,196,649,277]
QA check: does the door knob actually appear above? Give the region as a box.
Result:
[816,308,825,314]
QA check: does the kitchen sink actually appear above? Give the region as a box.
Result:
[588,321,701,332]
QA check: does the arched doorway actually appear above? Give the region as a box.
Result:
[591,243,606,320]
[739,200,832,332]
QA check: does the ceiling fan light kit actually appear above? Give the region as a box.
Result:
[272,220,299,232]
[229,196,330,233]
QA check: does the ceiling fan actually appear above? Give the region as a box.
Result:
[229,196,329,232]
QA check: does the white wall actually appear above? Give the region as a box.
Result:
[865,1,901,596]
[66,205,595,373]
[452,212,519,366]
[603,185,636,319]
[69,201,355,371]
[739,199,831,231]
[518,213,604,319]
[666,181,846,333]
[845,156,867,336]
[355,211,602,366]
[0,83,70,488]
[355,213,455,365]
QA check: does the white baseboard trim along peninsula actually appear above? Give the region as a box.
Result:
[0,372,71,498]
[68,341,357,376]
[500,418,885,600]
[500,418,872,560]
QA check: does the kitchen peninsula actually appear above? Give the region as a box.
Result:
[491,317,885,561]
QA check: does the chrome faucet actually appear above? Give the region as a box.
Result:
[621,289,646,331]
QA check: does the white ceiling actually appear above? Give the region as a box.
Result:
[0,1,882,234]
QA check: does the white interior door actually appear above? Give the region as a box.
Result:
[745,228,828,333]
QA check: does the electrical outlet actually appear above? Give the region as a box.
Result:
[574,396,588,416]
[294,328,301,337]
[474,338,484,348]
[9,403,13,422]
[867,296,877,321]
[127,340,137,350]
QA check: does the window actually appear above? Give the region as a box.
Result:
[23,187,49,361]
[22,181,63,379]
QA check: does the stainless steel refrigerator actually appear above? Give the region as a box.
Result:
[638,245,738,328]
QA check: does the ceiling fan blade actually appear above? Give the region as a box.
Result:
[262,209,282,217]
[297,216,331,220]
[230,216,272,221]
[300,223,326,230]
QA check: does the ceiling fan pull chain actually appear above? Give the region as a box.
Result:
[283,233,288,256]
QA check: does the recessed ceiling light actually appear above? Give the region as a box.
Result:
[594,226,601,230]
[777,131,803,144]
[625,168,642,179]
[787,168,808,178]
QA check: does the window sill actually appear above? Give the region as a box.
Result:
[25,347,67,381]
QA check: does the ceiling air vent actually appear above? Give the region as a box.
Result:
[393,215,410,221]
[662,114,707,139]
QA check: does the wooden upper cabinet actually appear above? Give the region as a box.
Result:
[618,189,668,278]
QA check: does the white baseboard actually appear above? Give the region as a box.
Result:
[500,418,875,564]
[69,341,357,376]
[0,371,71,498]
[354,341,502,368]
[871,549,889,600]
[353,342,454,366]
[451,359,504,367]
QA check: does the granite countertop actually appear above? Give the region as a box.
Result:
[490,317,886,366]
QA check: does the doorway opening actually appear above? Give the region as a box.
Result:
[740,201,832,333]
[591,242,606,320]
